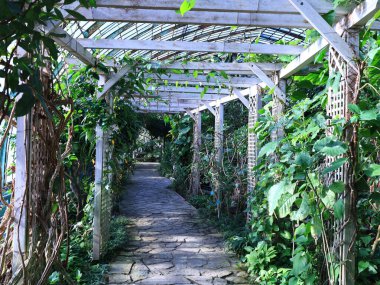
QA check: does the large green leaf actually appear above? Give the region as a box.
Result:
[268,180,295,215]
[364,164,380,177]
[15,84,35,117]
[295,152,312,169]
[268,181,287,215]
[291,193,311,221]
[322,158,347,175]
[334,199,344,219]
[258,141,279,158]
[291,252,310,276]
[278,193,299,218]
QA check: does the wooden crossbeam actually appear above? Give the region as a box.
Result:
[150,86,231,94]
[148,74,260,87]
[280,0,380,78]
[77,39,304,56]
[288,0,357,66]
[232,89,250,109]
[202,101,217,116]
[44,23,96,66]
[94,0,349,15]
[98,65,129,99]
[68,7,313,28]
[248,63,286,103]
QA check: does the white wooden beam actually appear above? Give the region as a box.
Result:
[44,22,96,66]
[65,58,283,73]
[151,86,231,94]
[203,101,217,116]
[69,7,313,29]
[77,39,304,56]
[280,0,380,78]
[137,93,226,101]
[94,0,349,15]
[148,74,261,87]
[12,115,29,273]
[288,0,357,67]
[248,63,286,103]
[232,88,250,109]
[97,65,129,99]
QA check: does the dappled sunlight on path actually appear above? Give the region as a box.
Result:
[107,162,249,285]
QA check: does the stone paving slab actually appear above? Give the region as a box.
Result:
[107,162,249,285]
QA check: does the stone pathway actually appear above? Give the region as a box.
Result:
[107,162,249,285]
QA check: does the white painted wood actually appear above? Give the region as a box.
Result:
[158,62,283,73]
[97,65,129,99]
[248,63,286,103]
[190,86,259,113]
[65,58,282,73]
[92,124,104,261]
[136,93,227,101]
[69,7,313,28]
[78,39,304,56]
[94,0,349,15]
[232,89,250,109]
[93,75,106,261]
[12,115,29,273]
[203,101,217,116]
[288,0,357,67]
[150,86,231,94]
[280,0,380,78]
[45,23,96,66]
[148,74,261,87]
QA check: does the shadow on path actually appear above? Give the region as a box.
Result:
[107,162,249,285]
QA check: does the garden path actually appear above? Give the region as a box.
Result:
[107,162,249,285]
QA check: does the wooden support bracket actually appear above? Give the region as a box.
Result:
[232,88,250,109]
[248,63,286,103]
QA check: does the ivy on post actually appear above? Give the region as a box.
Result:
[190,111,202,195]
[93,74,106,261]
[214,102,224,218]
[247,85,262,221]
[327,29,360,285]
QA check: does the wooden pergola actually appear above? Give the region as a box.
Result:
[12,1,380,284]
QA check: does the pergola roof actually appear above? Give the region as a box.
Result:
[54,0,380,113]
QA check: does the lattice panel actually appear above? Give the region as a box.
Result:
[247,89,261,195]
[247,87,261,221]
[327,29,359,285]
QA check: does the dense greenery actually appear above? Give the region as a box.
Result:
[160,22,380,285]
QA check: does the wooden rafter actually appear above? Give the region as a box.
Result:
[77,39,304,56]
[280,0,380,78]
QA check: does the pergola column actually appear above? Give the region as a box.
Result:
[214,103,224,218]
[327,29,359,285]
[271,75,287,141]
[190,111,202,195]
[12,113,31,273]
[93,75,106,261]
[247,86,262,221]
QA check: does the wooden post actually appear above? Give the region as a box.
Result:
[327,29,359,285]
[271,75,286,141]
[92,75,106,261]
[247,86,262,221]
[12,114,31,273]
[190,111,202,195]
[214,103,224,218]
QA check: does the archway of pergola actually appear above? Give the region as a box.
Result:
[10,1,380,284]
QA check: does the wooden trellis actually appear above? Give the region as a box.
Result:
[327,29,360,285]
[247,86,262,221]
[9,2,380,284]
